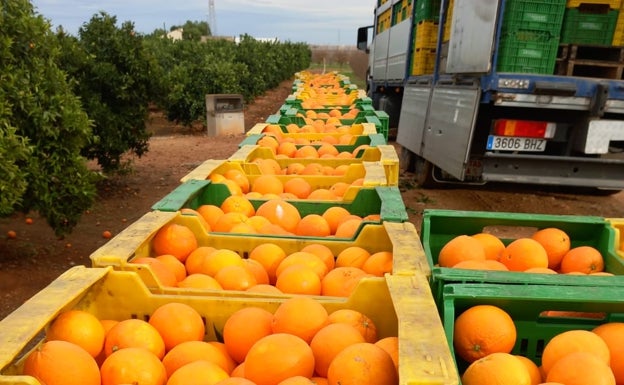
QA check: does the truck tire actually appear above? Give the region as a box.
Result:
[399,146,416,173]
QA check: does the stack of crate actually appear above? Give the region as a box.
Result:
[411,0,441,75]
[497,0,567,74]
[0,70,461,385]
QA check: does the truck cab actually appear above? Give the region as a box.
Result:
[358,0,624,192]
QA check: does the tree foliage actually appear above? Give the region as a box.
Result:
[58,12,155,172]
[0,0,98,235]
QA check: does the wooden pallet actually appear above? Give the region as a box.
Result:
[556,44,624,79]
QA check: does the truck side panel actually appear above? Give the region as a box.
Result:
[423,86,481,181]
[385,19,412,82]
[396,85,431,155]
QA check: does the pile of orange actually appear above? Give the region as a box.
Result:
[209,162,372,202]
[258,124,363,145]
[135,220,393,296]
[437,227,608,275]
[25,297,398,385]
[452,304,622,385]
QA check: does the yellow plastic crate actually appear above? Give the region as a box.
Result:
[230,145,399,186]
[245,122,378,138]
[612,8,624,45]
[608,218,624,257]
[567,0,621,8]
[0,267,458,385]
[180,159,390,192]
[444,0,454,42]
[415,21,439,50]
[411,48,437,76]
[89,210,429,295]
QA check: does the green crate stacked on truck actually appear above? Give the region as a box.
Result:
[498,0,567,74]
[415,0,441,23]
[561,6,619,45]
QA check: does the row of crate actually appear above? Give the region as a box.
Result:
[3,70,624,384]
[0,71,458,385]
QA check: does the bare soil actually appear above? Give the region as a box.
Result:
[1,78,623,320]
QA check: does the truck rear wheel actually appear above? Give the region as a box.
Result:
[413,155,439,189]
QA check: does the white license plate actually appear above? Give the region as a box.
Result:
[486,135,546,152]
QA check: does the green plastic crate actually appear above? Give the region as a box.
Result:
[497,30,560,74]
[152,179,408,222]
[561,8,618,45]
[415,0,442,23]
[421,209,622,307]
[442,281,624,374]
[280,103,377,117]
[265,113,389,141]
[501,0,567,35]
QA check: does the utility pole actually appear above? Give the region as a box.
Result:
[208,0,217,36]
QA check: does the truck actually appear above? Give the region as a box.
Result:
[357,0,624,193]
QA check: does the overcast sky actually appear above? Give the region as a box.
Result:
[31,0,375,46]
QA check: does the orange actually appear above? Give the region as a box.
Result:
[317,143,339,157]
[295,145,319,158]
[593,322,624,384]
[244,333,315,385]
[100,347,167,385]
[498,238,549,272]
[524,267,558,274]
[322,206,352,235]
[453,305,516,363]
[213,212,250,233]
[151,223,198,262]
[329,182,350,198]
[438,235,486,268]
[277,141,298,158]
[216,378,256,385]
[471,233,506,261]
[131,257,177,287]
[335,217,363,238]
[327,342,398,385]
[559,246,604,274]
[155,254,187,282]
[301,243,336,271]
[545,351,615,385]
[177,273,223,290]
[276,251,328,279]
[221,195,256,217]
[162,340,235,377]
[229,222,257,234]
[275,265,322,295]
[224,169,251,194]
[148,302,205,351]
[321,266,369,297]
[257,136,279,153]
[215,265,258,291]
[184,246,216,275]
[515,355,542,385]
[255,199,301,233]
[531,228,571,270]
[295,214,331,237]
[251,175,284,195]
[247,215,272,232]
[277,376,320,385]
[361,251,393,277]
[307,188,337,201]
[197,205,225,230]
[246,284,283,294]
[167,360,229,385]
[375,337,399,371]
[310,323,366,377]
[453,259,509,271]
[541,329,611,376]
[104,318,166,359]
[335,246,370,269]
[461,352,531,385]
[222,179,244,196]
[286,162,306,175]
[242,258,270,285]
[24,340,101,385]
[272,296,329,343]
[46,310,106,358]
[180,208,211,231]
[223,306,274,364]
[327,308,378,343]
[284,177,313,199]
[249,242,287,284]
[199,249,244,277]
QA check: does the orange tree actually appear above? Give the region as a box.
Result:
[0,0,98,235]
[57,12,156,172]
